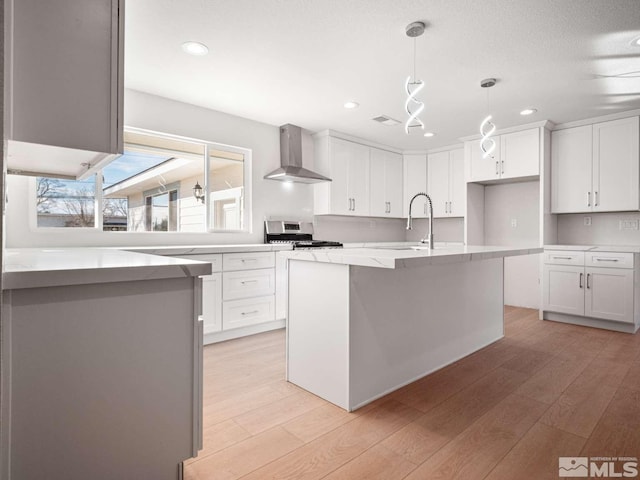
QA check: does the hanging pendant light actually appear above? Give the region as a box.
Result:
[404,21,426,135]
[479,78,497,158]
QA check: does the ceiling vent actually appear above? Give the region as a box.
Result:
[372,115,401,126]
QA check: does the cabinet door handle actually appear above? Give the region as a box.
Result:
[587,192,591,207]
[501,160,504,175]
[586,273,591,289]
[495,161,499,175]
[595,191,599,206]
[447,201,451,214]
[579,272,583,288]
[353,198,356,211]
[241,310,259,316]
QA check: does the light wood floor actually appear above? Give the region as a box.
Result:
[184,307,640,480]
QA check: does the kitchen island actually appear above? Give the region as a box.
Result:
[280,245,541,411]
[2,248,211,480]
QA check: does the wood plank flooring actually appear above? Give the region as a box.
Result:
[184,307,640,480]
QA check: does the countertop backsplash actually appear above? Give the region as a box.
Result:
[557,212,640,246]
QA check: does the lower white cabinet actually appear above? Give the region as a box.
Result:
[202,272,222,334]
[173,251,285,343]
[223,296,276,330]
[584,267,634,323]
[543,249,638,328]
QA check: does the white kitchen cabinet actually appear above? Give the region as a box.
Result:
[593,116,640,212]
[551,117,639,213]
[465,137,502,182]
[500,129,540,179]
[7,0,124,178]
[585,267,634,323]
[551,126,592,213]
[403,154,428,218]
[543,249,639,331]
[370,149,403,217]
[314,136,370,216]
[201,273,222,334]
[427,148,465,217]
[543,264,585,316]
[465,128,539,183]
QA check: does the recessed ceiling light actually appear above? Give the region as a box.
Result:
[520,108,537,116]
[343,101,359,109]
[182,41,209,56]
[424,132,435,137]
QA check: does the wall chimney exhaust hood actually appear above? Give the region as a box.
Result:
[264,124,331,184]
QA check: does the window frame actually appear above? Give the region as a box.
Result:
[31,127,253,234]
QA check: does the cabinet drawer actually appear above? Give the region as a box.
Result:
[223,252,275,271]
[586,252,634,269]
[544,251,585,266]
[223,269,275,300]
[223,296,275,330]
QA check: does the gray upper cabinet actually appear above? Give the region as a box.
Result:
[7,0,124,178]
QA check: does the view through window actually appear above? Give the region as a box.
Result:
[36,129,249,232]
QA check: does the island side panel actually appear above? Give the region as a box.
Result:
[287,260,350,410]
[349,257,504,410]
[7,277,199,480]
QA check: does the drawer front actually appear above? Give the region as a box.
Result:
[223,252,275,271]
[223,269,275,300]
[223,296,275,330]
[585,252,634,269]
[544,251,585,266]
[172,254,222,272]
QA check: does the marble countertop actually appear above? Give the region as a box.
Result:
[3,248,212,290]
[279,245,542,269]
[545,245,640,253]
[122,243,293,256]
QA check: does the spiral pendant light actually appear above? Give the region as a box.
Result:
[404,21,426,135]
[479,78,497,159]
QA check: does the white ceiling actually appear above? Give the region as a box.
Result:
[125,0,640,151]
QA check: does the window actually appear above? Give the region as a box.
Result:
[36,175,96,228]
[33,128,251,233]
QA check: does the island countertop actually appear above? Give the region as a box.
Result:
[279,244,542,269]
[3,248,212,290]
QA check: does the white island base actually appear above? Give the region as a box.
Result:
[287,257,505,411]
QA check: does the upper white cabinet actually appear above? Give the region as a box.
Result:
[551,117,639,213]
[465,128,540,183]
[7,0,124,178]
[315,134,407,218]
[427,148,465,217]
[403,154,428,218]
[370,149,403,217]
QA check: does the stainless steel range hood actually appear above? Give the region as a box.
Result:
[264,124,331,184]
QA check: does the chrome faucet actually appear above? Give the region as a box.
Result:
[406,192,434,249]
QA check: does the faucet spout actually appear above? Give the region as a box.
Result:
[406,192,435,249]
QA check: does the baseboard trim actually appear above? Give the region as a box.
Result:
[543,311,639,334]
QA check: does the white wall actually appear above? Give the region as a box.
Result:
[5,89,314,247]
[314,216,406,243]
[557,212,640,246]
[405,217,464,243]
[484,181,541,309]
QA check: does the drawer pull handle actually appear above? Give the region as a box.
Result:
[241,310,259,316]
[553,256,573,260]
[241,258,257,262]
[595,258,618,262]
[240,280,258,285]
[587,273,591,289]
